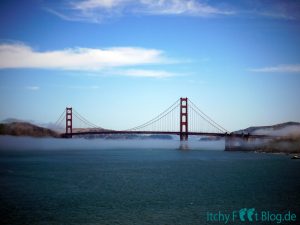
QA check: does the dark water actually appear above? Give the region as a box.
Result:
[0,137,299,225]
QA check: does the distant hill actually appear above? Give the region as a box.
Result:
[70,129,173,140]
[0,121,173,139]
[230,122,300,153]
[234,122,300,136]
[1,118,30,123]
[0,122,60,138]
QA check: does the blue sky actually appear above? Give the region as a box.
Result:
[0,0,300,131]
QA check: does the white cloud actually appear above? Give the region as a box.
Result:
[47,0,233,23]
[0,43,168,71]
[45,0,300,23]
[113,69,175,78]
[68,85,100,89]
[139,0,233,16]
[26,86,40,91]
[257,1,300,21]
[250,64,300,73]
[259,11,295,20]
[72,0,121,10]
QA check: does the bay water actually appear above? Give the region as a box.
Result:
[0,137,299,224]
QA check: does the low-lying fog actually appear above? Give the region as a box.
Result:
[0,136,225,151]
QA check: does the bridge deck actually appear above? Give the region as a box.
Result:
[66,131,272,138]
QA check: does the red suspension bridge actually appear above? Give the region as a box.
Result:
[54,97,269,141]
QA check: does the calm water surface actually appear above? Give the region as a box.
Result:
[0,137,299,225]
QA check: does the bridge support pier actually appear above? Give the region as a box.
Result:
[65,107,72,138]
[180,98,188,141]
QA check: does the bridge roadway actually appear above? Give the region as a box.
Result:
[65,131,272,139]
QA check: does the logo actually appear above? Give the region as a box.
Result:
[206,208,297,224]
[239,208,255,222]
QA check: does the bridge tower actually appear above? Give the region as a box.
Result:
[180,97,188,141]
[66,107,72,138]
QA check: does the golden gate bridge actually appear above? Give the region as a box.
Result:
[54,98,270,144]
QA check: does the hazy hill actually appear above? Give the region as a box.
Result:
[0,121,172,139]
[232,122,300,153]
[0,122,60,138]
[71,128,173,140]
[234,122,300,136]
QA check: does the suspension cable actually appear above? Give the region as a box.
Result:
[188,100,228,133]
[73,109,104,129]
[126,99,180,131]
[54,109,66,126]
